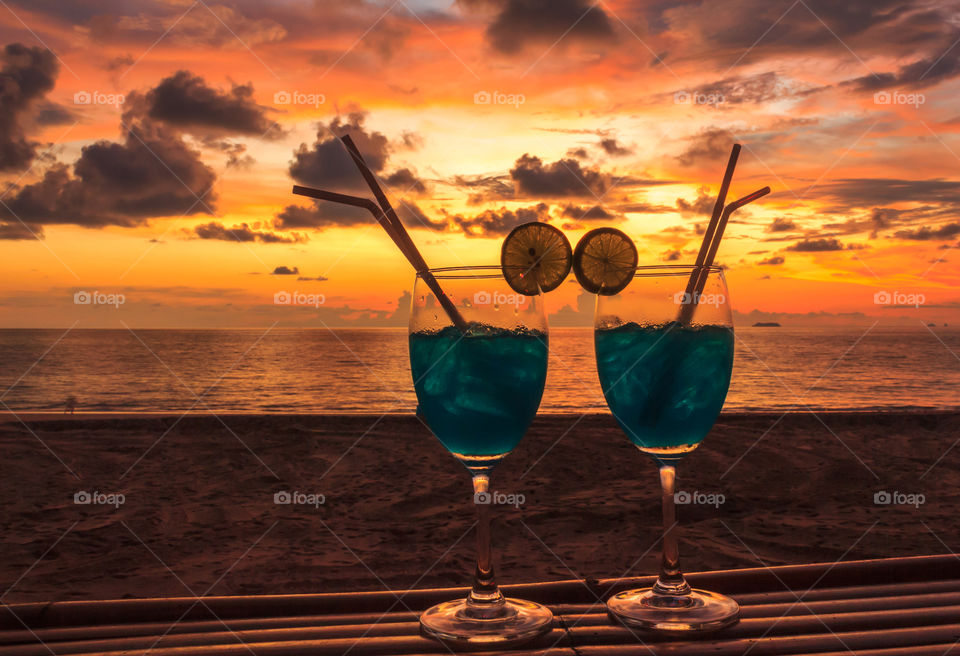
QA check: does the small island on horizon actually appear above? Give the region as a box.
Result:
[753,322,782,327]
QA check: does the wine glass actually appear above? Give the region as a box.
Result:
[409,265,553,648]
[594,264,738,633]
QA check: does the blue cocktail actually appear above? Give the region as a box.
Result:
[595,323,733,461]
[410,266,553,648]
[410,326,547,463]
[595,265,740,633]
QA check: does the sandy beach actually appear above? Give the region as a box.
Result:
[1,411,957,603]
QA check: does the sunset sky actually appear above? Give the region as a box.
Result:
[1,0,959,327]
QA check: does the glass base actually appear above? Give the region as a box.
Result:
[420,597,553,649]
[607,587,739,633]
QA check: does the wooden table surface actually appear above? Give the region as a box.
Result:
[2,555,959,655]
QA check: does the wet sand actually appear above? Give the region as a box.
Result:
[1,412,957,602]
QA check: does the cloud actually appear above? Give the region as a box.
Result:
[0,119,217,228]
[275,198,443,232]
[271,266,299,275]
[287,111,425,194]
[0,43,59,171]
[510,154,609,198]
[676,185,713,215]
[758,255,785,265]
[560,203,618,221]
[679,71,791,105]
[192,222,306,244]
[787,238,844,252]
[768,217,797,232]
[894,222,960,241]
[662,249,682,261]
[0,221,41,240]
[384,167,427,194]
[297,275,328,281]
[138,70,278,137]
[445,202,550,237]
[599,138,632,157]
[813,178,960,211]
[480,0,615,55]
[675,128,736,167]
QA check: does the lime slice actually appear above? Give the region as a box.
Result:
[500,222,573,295]
[572,227,638,295]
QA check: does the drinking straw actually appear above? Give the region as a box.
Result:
[291,141,468,332]
[677,185,771,324]
[676,144,740,324]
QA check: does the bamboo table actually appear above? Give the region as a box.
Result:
[2,555,959,655]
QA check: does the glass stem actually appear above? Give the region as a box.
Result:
[466,474,506,616]
[653,465,692,596]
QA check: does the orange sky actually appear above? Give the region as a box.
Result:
[0,0,958,327]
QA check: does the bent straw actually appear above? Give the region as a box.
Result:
[290,141,468,331]
[676,144,740,324]
[337,135,468,332]
[677,185,771,324]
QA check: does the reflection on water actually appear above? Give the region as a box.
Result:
[0,326,957,412]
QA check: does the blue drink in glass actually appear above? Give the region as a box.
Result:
[410,325,547,462]
[595,322,733,462]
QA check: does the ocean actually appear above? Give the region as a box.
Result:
[0,326,956,413]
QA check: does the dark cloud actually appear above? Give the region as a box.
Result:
[384,167,427,194]
[0,221,41,240]
[566,147,588,159]
[452,174,514,204]
[768,217,797,232]
[676,185,713,215]
[510,154,610,198]
[662,249,682,261]
[758,255,785,265]
[560,204,618,221]
[275,198,443,232]
[0,43,59,171]
[814,178,960,211]
[193,222,306,244]
[675,128,736,167]
[139,70,277,137]
[894,222,960,241]
[787,238,845,252]
[599,138,632,157]
[287,111,425,195]
[481,0,615,55]
[272,266,300,275]
[659,0,953,67]
[446,203,550,237]
[297,275,329,282]
[0,119,217,227]
[35,101,76,126]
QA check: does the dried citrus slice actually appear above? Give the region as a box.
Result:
[572,227,638,295]
[500,222,572,295]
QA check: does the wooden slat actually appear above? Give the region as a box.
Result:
[3,556,960,655]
